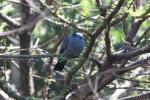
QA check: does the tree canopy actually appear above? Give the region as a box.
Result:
[0,0,150,100]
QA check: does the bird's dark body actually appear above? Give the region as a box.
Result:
[54,33,84,71]
[54,58,67,71]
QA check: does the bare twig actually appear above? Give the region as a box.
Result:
[51,12,92,37]
[0,54,57,59]
[0,15,41,36]
[93,0,125,38]
[106,0,125,24]
[112,73,150,84]
[113,87,150,91]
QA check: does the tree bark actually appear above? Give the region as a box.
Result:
[19,0,34,96]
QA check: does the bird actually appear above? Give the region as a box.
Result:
[54,32,84,71]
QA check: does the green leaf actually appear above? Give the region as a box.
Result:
[45,78,56,85]
[0,0,4,3]
[80,0,95,16]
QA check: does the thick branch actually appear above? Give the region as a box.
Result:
[114,44,150,61]
[67,56,150,99]
[0,13,20,27]
[126,5,150,42]
[64,0,126,98]
[126,19,144,42]
[96,0,107,17]
[105,28,111,58]
[0,80,25,100]
[121,92,150,100]
[19,0,34,96]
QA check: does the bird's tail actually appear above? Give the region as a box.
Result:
[54,59,67,71]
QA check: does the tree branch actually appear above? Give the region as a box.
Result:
[114,44,150,61]
[0,54,57,59]
[66,55,150,99]
[104,28,111,58]
[19,0,34,96]
[64,0,126,98]
[0,12,20,28]
[126,5,150,42]
[110,13,128,26]
[0,15,41,36]
[106,0,125,24]
[93,0,125,37]
[0,80,25,100]
[120,92,150,100]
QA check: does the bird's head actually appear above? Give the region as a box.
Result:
[73,32,83,39]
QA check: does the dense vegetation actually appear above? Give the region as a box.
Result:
[0,0,150,99]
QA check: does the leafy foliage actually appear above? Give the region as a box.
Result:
[0,0,150,99]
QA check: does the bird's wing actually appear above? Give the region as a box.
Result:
[63,35,84,58]
[59,35,70,53]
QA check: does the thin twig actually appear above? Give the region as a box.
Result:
[0,54,57,59]
[0,15,41,36]
[112,87,150,91]
[112,73,150,84]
